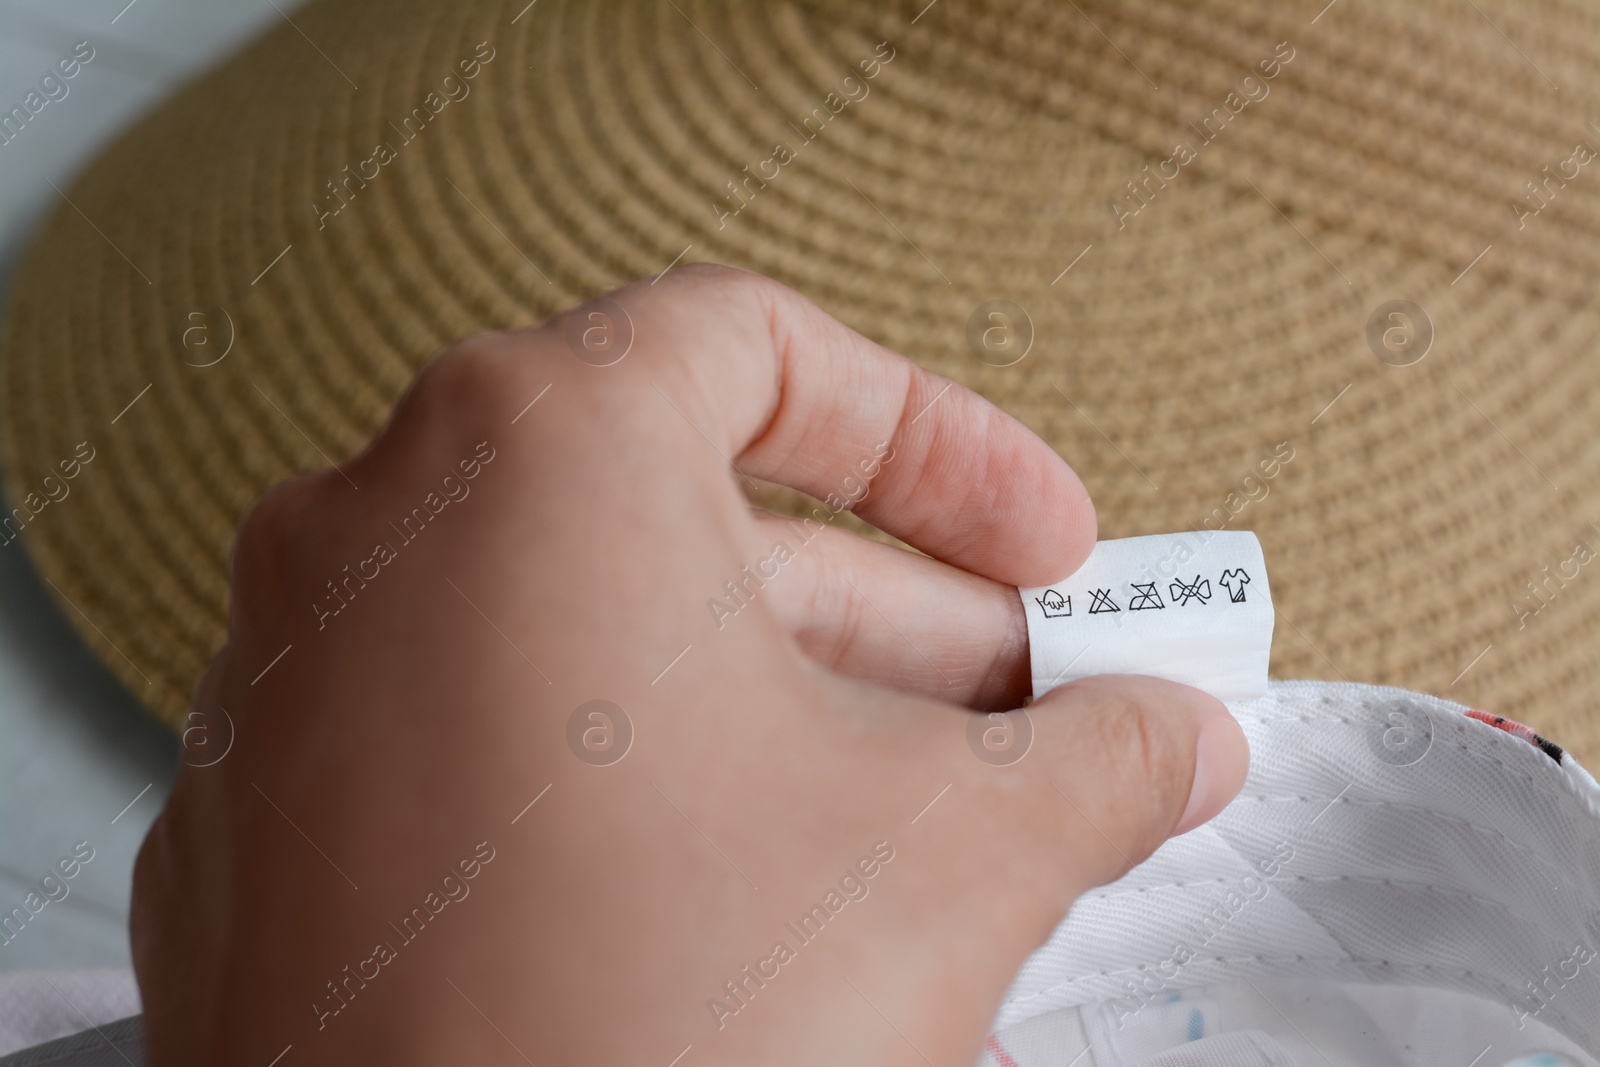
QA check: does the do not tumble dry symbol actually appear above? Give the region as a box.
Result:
[1170,576,1211,606]
[1127,582,1165,611]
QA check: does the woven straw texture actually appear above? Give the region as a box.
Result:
[1,0,1596,761]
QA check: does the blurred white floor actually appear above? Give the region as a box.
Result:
[0,0,291,975]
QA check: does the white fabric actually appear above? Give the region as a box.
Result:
[1018,532,1273,704]
[985,681,1600,1066]
[0,970,139,1058]
[1135,1031,1299,1067]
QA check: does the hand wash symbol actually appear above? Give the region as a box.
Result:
[1036,589,1071,618]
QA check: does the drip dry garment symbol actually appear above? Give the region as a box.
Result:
[1219,568,1251,603]
[1170,576,1211,606]
[1128,582,1165,610]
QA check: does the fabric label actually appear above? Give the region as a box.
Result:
[1019,531,1273,704]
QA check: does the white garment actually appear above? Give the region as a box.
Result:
[0,970,140,1064]
[984,681,1600,1067]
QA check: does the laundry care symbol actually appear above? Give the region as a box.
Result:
[1219,568,1251,603]
[1060,572,1251,618]
[1087,587,1120,613]
[1036,589,1071,617]
[1127,582,1165,610]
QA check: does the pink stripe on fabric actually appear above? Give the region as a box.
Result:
[985,1033,1022,1067]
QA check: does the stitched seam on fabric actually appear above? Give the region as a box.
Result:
[1193,791,1585,898]
[1138,792,1588,900]
[1004,956,1587,1039]
[1262,683,1600,816]
[1079,872,1562,940]
[1236,714,1587,815]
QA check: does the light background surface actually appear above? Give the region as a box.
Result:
[0,0,292,973]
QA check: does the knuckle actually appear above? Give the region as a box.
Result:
[130,810,175,914]
[360,330,549,470]
[336,331,537,488]
[130,794,197,946]
[129,776,216,998]
[410,330,533,417]
[632,262,775,332]
[229,472,330,606]
[673,260,754,290]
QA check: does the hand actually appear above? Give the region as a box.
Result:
[131,264,1248,1066]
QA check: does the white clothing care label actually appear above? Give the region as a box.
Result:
[1018,531,1273,703]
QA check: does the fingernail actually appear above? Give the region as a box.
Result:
[1173,713,1248,836]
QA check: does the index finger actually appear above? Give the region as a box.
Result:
[613,264,1096,587]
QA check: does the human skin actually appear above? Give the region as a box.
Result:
[130,264,1248,1066]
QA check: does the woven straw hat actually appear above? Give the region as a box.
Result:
[2,0,1596,757]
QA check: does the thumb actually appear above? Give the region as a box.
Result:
[891,675,1247,1058]
[1016,674,1249,895]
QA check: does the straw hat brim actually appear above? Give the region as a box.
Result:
[2,0,1597,759]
